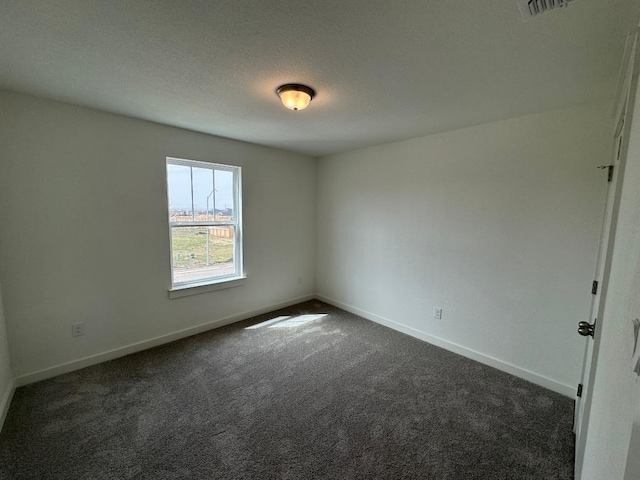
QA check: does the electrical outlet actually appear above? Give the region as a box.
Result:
[71,322,85,337]
[434,308,443,320]
[297,276,303,285]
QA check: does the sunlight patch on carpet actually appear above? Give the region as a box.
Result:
[268,314,327,328]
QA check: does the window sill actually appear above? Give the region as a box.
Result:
[168,275,246,299]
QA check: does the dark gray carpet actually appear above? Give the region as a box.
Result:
[0,300,574,479]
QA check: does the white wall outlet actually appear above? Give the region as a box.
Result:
[434,308,443,320]
[71,322,85,337]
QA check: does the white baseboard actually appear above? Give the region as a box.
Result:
[0,379,15,433]
[15,294,315,387]
[316,294,575,398]
[13,292,575,399]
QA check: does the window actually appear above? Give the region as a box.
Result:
[166,157,243,289]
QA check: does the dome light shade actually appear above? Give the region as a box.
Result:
[276,84,315,111]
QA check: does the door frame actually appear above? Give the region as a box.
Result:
[575,30,640,478]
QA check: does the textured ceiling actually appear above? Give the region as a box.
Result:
[1,0,639,156]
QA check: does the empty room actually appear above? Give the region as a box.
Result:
[1,1,640,479]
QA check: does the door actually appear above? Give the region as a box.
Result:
[574,108,625,442]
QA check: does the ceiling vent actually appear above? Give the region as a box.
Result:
[517,0,574,19]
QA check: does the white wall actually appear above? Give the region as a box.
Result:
[0,279,14,429]
[316,103,611,394]
[0,91,317,381]
[582,72,640,480]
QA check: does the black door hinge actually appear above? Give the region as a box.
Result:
[597,165,615,182]
[577,384,583,397]
[591,280,598,295]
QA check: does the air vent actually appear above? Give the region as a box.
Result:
[517,0,574,19]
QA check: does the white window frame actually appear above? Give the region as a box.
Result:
[166,157,244,297]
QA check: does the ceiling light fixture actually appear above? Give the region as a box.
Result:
[276,84,315,111]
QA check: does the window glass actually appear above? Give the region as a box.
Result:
[215,170,234,221]
[167,164,192,220]
[191,166,214,222]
